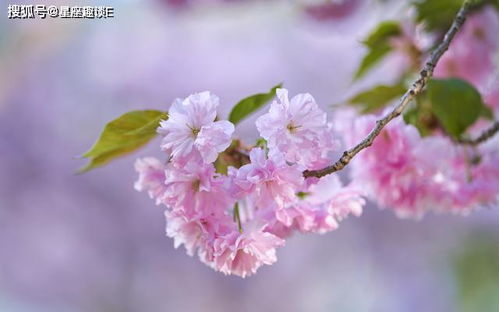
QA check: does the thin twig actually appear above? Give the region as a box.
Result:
[304,0,474,178]
[457,121,499,146]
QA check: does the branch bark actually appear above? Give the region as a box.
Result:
[304,0,475,179]
[457,121,499,146]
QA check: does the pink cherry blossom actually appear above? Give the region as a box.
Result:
[484,87,499,112]
[431,135,499,215]
[277,175,365,234]
[335,108,499,218]
[256,88,337,170]
[134,78,499,277]
[165,209,233,257]
[307,175,365,220]
[339,114,447,219]
[434,6,499,88]
[162,160,234,214]
[134,157,167,205]
[212,223,285,278]
[230,196,296,240]
[158,91,234,164]
[195,120,235,163]
[231,147,303,209]
[304,0,363,21]
[165,210,209,257]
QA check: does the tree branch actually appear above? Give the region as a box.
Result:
[304,0,474,179]
[457,121,499,146]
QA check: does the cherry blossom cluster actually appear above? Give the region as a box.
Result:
[335,5,499,218]
[134,89,365,277]
[131,5,499,277]
[335,111,499,219]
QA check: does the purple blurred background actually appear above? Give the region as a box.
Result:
[1,1,498,311]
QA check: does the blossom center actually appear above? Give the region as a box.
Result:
[286,121,300,133]
[191,127,200,137]
[192,179,201,192]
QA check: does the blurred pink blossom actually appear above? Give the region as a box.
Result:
[337,113,448,218]
[434,6,499,88]
[336,110,499,218]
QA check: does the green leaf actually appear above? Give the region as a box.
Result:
[403,90,437,136]
[354,21,401,80]
[348,83,406,114]
[414,0,463,32]
[124,113,167,136]
[363,21,402,48]
[493,0,499,11]
[414,0,496,32]
[354,45,393,80]
[79,110,167,173]
[427,78,485,139]
[403,105,420,129]
[229,83,282,125]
